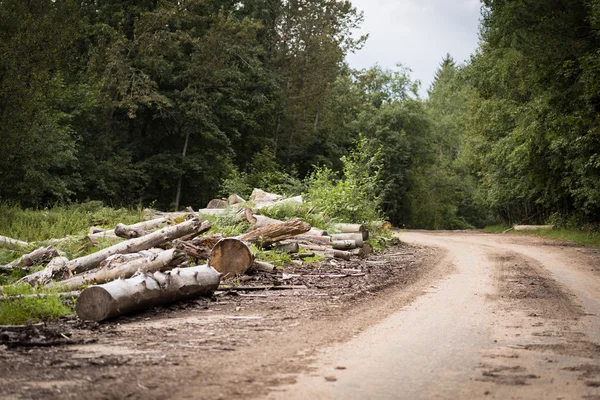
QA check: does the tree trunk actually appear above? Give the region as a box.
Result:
[330,233,364,247]
[67,219,210,274]
[332,223,369,240]
[274,241,300,253]
[52,249,186,291]
[0,235,28,248]
[174,128,191,211]
[75,265,221,322]
[239,218,311,247]
[514,225,555,231]
[88,218,168,241]
[331,240,357,250]
[249,261,276,273]
[114,223,148,239]
[0,246,59,272]
[315,250,352,261]
[295,235,332,246]
[17,257,71,286]
[208,238,254,276]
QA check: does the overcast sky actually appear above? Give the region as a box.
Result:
[346,0,483,97]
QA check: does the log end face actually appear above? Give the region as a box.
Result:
[76,286,114,322]
[209,238,254,276]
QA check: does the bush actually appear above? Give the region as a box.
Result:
[305,138,384,224]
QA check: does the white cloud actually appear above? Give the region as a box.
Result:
[347,0,482,96]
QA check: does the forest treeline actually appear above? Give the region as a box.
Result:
[1,0,600,229]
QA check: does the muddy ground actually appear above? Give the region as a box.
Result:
[0,242,440,400]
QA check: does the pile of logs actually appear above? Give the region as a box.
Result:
[0,189,377,323]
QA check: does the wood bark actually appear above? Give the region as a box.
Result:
[332,223,369,240]
[68,219,210,274]
[17,257,71,286]
[315,250,352,261]
[274,241,300,253]
[350,243,373,258]
[239,218,311,247]
[0,235,28,248]
[52,249,185,291]
[114,223,148,239]
[330,233,364,247]
[76,265,221,322]
[209,238,254,276]
[295,235,332,246]
[249,261,276,273]
[0,246,59,272]
[331,239,357,250]
[88,218,168,241]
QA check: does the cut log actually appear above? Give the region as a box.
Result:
[114,223,148,239]
[332,223,369,240]
[52,248,185,291]
[514,225,555,231]
[249,261,276,273]
[75,265,221,322]
[68,219,210,274]
[239,218,311,247]
[330,233,364,247]
[206,199,228,209]
[251,215,284,230]
[0,246,60,272]
[209,238,254,276]
[254,195,303,210]
[228,194,246,205]
[0,235,28,248]
[350,243,373,258]
[308,227,327,236]
[296,235,332,246]
[274,241,300,253]
[17,257,71,286]
[250,189,283,203]
[315,250,352,261]
[88,218,168,241]
[331,240,356,251]
[190,234,224,249]
[299,243,331,252]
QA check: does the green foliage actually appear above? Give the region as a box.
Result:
[204,208,251,238]
[259,202,332,231]
[0,285,74,325]
[306,137,384,224]
[0,202,142,243]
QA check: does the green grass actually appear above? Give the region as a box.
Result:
[484,225,600,248]
[0,284,75,325]
[0,201,143,243]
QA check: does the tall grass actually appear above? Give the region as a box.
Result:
[0,201,143,243]
[484,225,600,248]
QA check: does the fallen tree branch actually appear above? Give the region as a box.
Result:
[0,235,28,248]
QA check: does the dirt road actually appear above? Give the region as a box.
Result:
[268,231,600,399]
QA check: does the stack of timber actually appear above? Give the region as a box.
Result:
[0,188,386,323]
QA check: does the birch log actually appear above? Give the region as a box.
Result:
[17,257,71,286]
[88,218,168,241]
[52,249,185,291]
[75,265,221,322]
[0,235,28,248]
[0,246,59,272]
[68,219,210,274]
[239,218,311,247]
[295,235,332,246]
[330,233,364,247]
[332,223,369,240]
[514,225,555,231]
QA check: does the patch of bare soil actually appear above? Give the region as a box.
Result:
[489,252,582,320]
[0,243,442,400]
